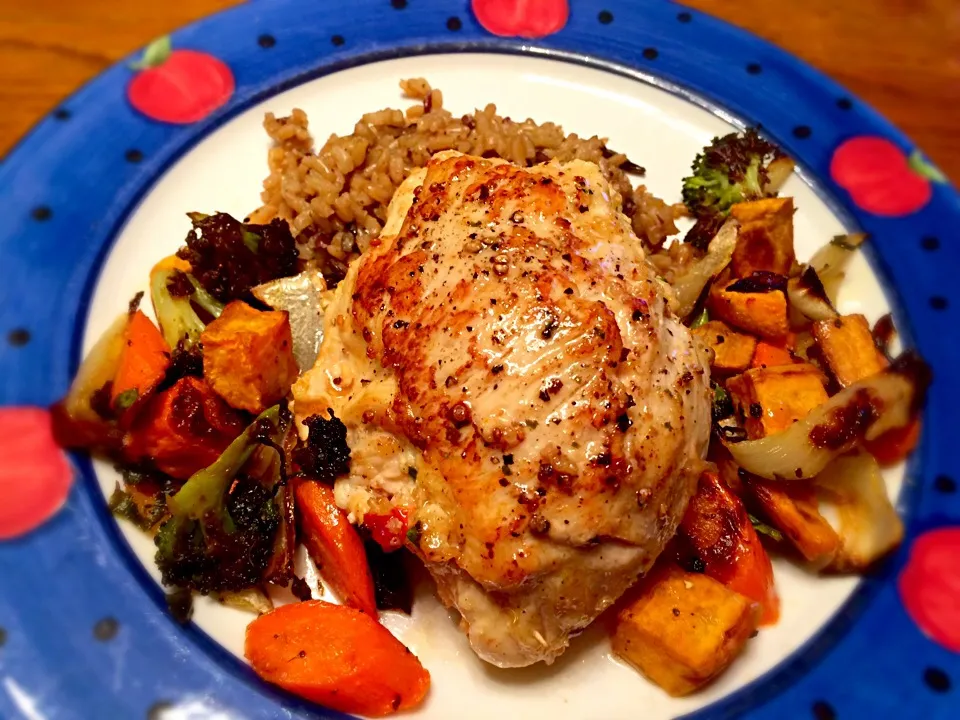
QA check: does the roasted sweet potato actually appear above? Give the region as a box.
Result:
[680,472,779,624]
[201,301,298,414]
[751,340,795,369]
[123,376,244,479]
[743,477,839,565]
[708,283,789,340]
[812,314,887,388]
[612,564,759,696]
[693,320,757,374]
[245,600,430,716]
[730,197,796,277]
[111,310,171,421]
[727,363,829,439]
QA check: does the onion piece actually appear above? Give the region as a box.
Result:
[253,270,328,372]
[808,233,866,304]
[724,352,929,480]
[787,267,838,322]
[815,451,903,572]
[214,587,274,615]
[671,218,739,318]
[62,312,129,423]
[764,156,795,194]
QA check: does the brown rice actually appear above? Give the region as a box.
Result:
[250,78,681,283]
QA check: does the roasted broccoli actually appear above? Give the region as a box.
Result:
[292,409,351,483]
[177,212,299,304]
[151,264,224,349]
[682,128,780,219]
[154,405,289,605]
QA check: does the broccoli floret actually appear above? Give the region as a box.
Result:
[154,405,288,602]
[292,409,351,483]
[151,265,224,349]
[682,128,780,219]
[177,212,299,304]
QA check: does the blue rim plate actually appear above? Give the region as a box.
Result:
[1,1,958,718]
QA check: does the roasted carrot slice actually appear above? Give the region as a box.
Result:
[295,480,377,616]
[864,417,922,467]
[680,471,780,625]
[111,310,171,415]
[245,600,430,716]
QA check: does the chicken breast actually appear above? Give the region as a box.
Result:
[293,151,711,667]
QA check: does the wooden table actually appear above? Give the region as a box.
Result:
[1,0,958,180]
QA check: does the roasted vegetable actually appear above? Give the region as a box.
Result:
[815,451,904,571]
[726,364,829,439]
[612,564,759,696]
[111,310,171,421]
[293,410,351,483]
[708,280,789,340]
[680,472,779,624]
[150,255,224,349]
[812,314,887,388]
[178,212,299,303]
[295,479,378,616]
[201,301,299,414]
[123,376,244,480]
[108,482,167,532]
[725,352,930,480]
[808,233,867,304]
[787,267,837,323]
[692,320,757,374]
[682,128,784,221]
[751,340,795,369]
[253,269,328,372]
[743,477,839,565]
[154,405,289,601]
[730,197,796,277]
[671,218,739,318]
[244,600,431,716]
[865,418,922,467]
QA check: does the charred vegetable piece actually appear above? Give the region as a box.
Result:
[680,472,779,625]
[751,341,795,369]
[864,418,922,467]
[108,482,167,532]
[612,564,759,697]
[729,197,796,277]
[150,256,224,349]
[708,281,789,340]
[295,479,378,616]
[812,314,888,388]
[178,212,299,303]
[692,320,757,374]
[111,310,171,421]
[201,301,299,414]
[364,536,414,614]
[743,477,839,564]
[245,600,430,716]
[154,405,288,599]
[123,376,245,480]
[682,128,783,220]
[293,410,351,483]
[726,364,829,439]
[671,218,739,317]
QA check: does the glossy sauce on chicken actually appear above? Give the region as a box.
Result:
[294,151,711,667]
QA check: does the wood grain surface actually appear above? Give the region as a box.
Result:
[1,0,958,180]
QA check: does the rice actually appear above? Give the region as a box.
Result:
[251,78,681,283]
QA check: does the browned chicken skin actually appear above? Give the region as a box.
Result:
[294,151,711,667]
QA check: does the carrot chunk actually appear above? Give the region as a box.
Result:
[111,310,171,416]
[245,600,430,716]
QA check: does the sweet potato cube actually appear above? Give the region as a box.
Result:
[708,285,789,340]
[612,565,759,697]
[812,314,887,388]
[201,301,299,414]
[743,478,839,564]
[727,364,829,439]
[693,320,758,374]
[730,197,796,277]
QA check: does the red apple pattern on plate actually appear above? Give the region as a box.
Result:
[127,36,234,124]
[899,527,960,653]
[0,407,73,540]
[830,136,946,217]
[472,0,569,38]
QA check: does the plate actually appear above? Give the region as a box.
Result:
[1,2,958,719]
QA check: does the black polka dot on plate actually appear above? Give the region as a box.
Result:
[642,48,659,60]
[93,617,119,641]
[147,701,174,720]
[0,627,7,647]
[257,34,276,49]
[31,206,52,221]
[391,0,407,8]
[446,16,462,31]
[677,11,693,23]
[811,700,837,720]
[746,63,763,75]
[921,235,940,251]
[924,666,951,692]
[793,125,812,139]
[331,34,345,46]
[53,108,71,121]
[598,10,614,24]
[930,296,948,310]
[935,474,956,494]
[7,328,30,347]
[836,97,853,111]
[125,149,144,163]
